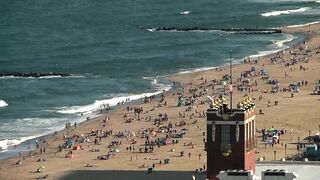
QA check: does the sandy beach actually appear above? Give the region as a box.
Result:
[0,23,320,180]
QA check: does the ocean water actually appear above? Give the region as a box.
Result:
[0,0,319,158]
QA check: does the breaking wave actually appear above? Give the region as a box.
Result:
[271,34,297,48]
[0,136,38,152]
[176,67,219,75]
[249,34,296,59]
[261,7,311,17]
[0,99,8,108]
[0,75,84,80]
[0,117,71,152]
[56,81,171,115]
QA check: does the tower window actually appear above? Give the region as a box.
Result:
[221,125,230,144]
[220,125,231,155]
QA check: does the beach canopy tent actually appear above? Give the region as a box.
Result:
[177,96,185,107]
[306,144,317,156]
[305,144,320,160]
[66,139,74,148]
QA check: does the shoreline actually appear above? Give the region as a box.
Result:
[0,22,319,179]
[0,84,178,160]
[0,23,310,159]
[0,28,304,159]
[0,31,303,159]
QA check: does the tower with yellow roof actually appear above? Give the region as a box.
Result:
[206,95,256,180]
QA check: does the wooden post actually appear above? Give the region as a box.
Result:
[309,130,311,142]
[284,144,287,159]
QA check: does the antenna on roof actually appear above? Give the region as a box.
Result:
[229,50,233,114]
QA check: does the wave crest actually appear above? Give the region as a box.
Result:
[0,136,38,151]
[261,7,311,17]
[177,67,219,75]
[57,83,171,115]
[0,99,8,108]
[272,34,296,48]
[0,75,84,80]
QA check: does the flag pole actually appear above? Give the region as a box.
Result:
[229,50,233,113]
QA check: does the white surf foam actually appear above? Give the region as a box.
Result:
[248,34,296,59]
[142,77,158,84]
[0,135,38,152]
[0,75,84,80]
[0,116,73,151]
[147,28,156,32]
[261,7,311,17]
[176,66,219,75]
[180,11,190,15]
[0,99,8,108]
[287,21,320,28]
[57,83,172,115]
[271,34,297,48]
[249,49,282,58]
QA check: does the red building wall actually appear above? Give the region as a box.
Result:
[206,109,256,180]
